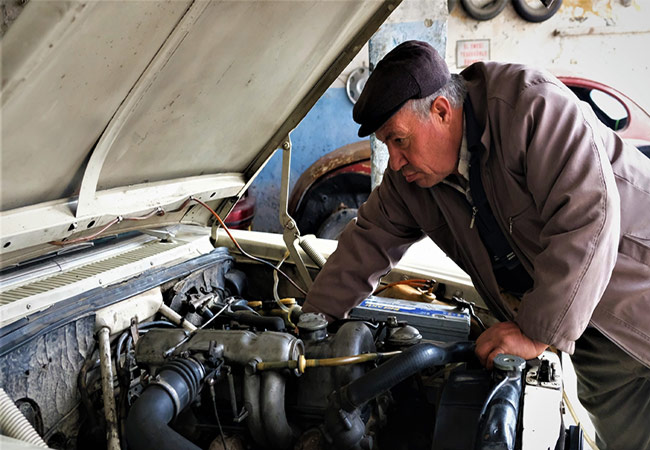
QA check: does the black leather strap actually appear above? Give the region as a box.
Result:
[464,98,533,297]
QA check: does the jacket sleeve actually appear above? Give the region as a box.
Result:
[511,82,621,353]
[302,169,425,320]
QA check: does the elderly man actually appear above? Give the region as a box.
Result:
[302,41,650,449]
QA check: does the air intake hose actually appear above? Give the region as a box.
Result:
[324,341,475,449]
[340,341,475,411]
[126,358,205,450]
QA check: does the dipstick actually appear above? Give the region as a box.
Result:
[256,351,401,374]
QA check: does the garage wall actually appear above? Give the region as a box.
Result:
[250,0,650,233]
[446,0,650,110]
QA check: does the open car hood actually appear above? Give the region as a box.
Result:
[0,0,397,268]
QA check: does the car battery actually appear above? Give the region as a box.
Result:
[350,296,471,342]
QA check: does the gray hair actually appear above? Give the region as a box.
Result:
[406,74,467,120]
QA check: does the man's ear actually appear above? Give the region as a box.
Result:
[430,96,452,124]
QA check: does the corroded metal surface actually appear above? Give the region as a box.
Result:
[0,317,94,445]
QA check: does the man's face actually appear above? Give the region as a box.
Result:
[375,98,461,188]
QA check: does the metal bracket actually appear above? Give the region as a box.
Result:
[279,137,312,291]
[525,359,561,390]
[129,317,140,346]
[141,227,177,243]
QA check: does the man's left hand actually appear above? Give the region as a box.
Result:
[475,321,548,369]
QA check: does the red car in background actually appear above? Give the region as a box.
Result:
[224,191,255,230]
[559,76,650,156]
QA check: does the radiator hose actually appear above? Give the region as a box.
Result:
[126,358,205,450]
[324,341,475,449]
[475,354,525,450]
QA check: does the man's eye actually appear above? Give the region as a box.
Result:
[394,138,404,145]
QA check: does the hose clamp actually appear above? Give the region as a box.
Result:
[150,377,182,417]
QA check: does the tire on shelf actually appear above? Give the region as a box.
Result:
[460,0,508,21]
[512,0,562,22]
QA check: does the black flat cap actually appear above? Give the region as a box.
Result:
[353,40,450,137]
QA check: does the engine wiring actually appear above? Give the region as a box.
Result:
[50,207,164,246]
[373,279,487,332]
[50,196,308,298]
[562,390,600,450]
[191,197,308,297]
[163,299,235,358]
[273,251,291,309]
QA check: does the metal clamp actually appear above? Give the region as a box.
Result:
[525,358,561,390]
[150,376,182,417]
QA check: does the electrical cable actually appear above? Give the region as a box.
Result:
[77,344,101,436]
[191,197,307,297]
[562,390,600,450]
[273,251,290,310]
[162,299,234,358]
[210,384,228,450]
[51,196,307,297]
[51,208,164,246]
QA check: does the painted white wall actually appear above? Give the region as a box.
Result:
[338,0,649,111]
[446,0,650,110]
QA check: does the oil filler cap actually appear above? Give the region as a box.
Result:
[297,313,328,342]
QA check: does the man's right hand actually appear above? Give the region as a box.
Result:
[475,321,548,369]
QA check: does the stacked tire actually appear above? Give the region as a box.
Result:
[458,0,562,22]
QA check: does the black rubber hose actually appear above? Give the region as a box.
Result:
[198,308,283,330]
[229,303,257,313]
[225,269,248,296]
[512,0,562,22]
[230,311,285,331]
[126,358,204,450]
[77,344,101,440]
[476,374,522,449]
[339,341,475,411]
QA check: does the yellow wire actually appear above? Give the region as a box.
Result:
[562,390,599,450]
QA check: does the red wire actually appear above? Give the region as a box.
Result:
[51,208,163,246]
[191,198,308,297]
[49,197,308,297]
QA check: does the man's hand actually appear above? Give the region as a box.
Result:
[475,321,548,369]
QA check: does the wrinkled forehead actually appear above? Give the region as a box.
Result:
[374,103,416,141]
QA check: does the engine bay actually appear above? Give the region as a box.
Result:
[0,237,571,450]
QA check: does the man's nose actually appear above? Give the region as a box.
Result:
[387,146,406,171]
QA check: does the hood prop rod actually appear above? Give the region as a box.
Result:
[279,137,314,292]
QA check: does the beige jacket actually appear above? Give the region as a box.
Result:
[303,62,650,367]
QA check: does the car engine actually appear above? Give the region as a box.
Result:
[0,243,572,450]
